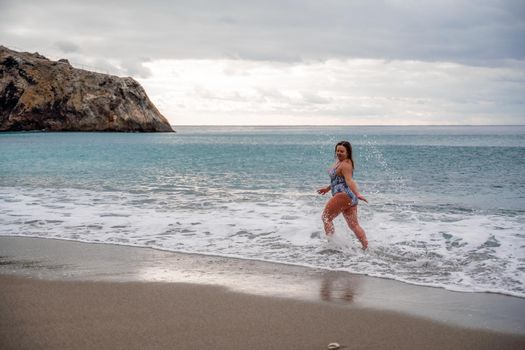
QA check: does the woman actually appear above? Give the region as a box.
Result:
[317,141,368,250]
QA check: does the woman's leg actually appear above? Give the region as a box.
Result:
[342,206,368,249]
[322,193,351,236]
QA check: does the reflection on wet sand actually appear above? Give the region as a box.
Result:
[320,272,359,304]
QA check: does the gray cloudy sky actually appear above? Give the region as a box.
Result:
[1,0,524,125]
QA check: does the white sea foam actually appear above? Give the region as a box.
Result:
[1,185,524,298]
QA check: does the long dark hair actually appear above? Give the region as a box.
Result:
[335,141,355,170]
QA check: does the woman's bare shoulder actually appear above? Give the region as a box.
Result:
[341,160,353,168]
[340,160,354,173]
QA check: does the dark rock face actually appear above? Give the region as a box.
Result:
[0,46,174,132]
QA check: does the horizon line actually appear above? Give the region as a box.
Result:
[170,124,525,127]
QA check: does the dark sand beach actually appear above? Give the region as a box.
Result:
[1,236,524,350]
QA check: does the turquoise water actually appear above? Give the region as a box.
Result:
[1,126,524,296]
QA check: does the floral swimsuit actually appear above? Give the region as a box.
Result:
[328,163,358,206]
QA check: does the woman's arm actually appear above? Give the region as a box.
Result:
[341,163,368,203]
[317,185,331,195]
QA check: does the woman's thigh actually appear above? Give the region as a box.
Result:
[342,205,358,225]
[324,193,353,218]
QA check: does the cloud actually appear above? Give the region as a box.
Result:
[54,40,79,53]
[120,59,153,79]
[1,0,523,125]
[1,0,523,65]
[137,58,525,125]
[300,91,331,105]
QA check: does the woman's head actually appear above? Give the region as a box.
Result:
[335,141,354,168]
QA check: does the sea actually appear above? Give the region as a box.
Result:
[1,125,524,297]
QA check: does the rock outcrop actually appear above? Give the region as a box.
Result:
[0,46,174,132]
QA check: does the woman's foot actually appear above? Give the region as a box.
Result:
[358,235,368,250]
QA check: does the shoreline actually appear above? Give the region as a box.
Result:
[1,236,525,335]
[1,234,524,299]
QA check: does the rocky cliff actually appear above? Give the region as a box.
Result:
[0,46,174,132]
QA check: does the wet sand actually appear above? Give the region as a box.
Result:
[1,236,524,349]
